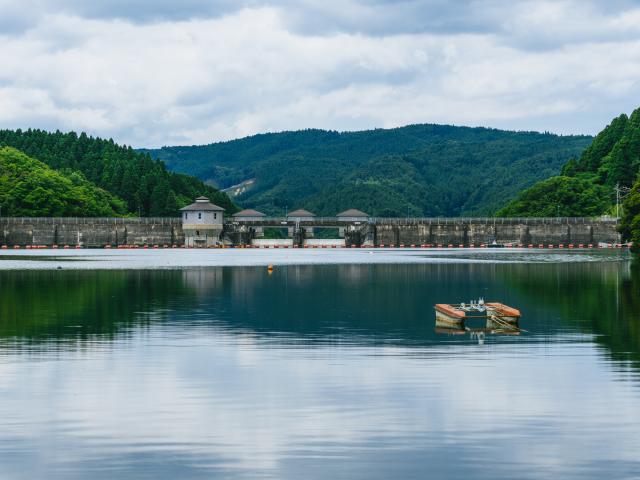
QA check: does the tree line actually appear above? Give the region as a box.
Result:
[0,129,236,217]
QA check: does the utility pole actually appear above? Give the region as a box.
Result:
[615,183,631,218]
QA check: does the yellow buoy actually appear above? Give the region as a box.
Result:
[267,264,274,272]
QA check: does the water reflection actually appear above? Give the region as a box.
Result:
[1,262,637,355]
[0,262,639,479]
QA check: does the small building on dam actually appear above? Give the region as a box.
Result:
[180,196,225,247]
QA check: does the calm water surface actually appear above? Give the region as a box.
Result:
[0,252,639,479]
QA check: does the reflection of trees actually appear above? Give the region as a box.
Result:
[606,262,640,364]
[503,260,640,367]
[0,270,190,344]
[2,262,638,363]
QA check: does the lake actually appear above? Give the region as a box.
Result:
[0,250,638,479]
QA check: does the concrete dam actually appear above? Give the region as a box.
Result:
[0,217,622,248]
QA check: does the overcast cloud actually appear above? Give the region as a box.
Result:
[1,0,639,147]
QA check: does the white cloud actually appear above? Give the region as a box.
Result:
[0,1,640,147]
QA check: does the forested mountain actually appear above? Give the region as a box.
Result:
[143,125,591,217]
[0,129,236,216]
[0,147,126,216]
[498,108,640,217]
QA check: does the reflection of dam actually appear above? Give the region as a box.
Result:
[182,268,224,298]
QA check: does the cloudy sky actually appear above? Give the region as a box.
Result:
[1,0,640,147]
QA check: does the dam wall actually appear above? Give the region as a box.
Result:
[0,217,622,247]
[1,218,184,247]
[367,218,621,246]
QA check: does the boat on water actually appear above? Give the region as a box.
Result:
[487,240,505,248]
[434,299,521,332]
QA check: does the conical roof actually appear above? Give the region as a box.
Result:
[232,209,266,217]
[337,208,369,217]
[180,196,225,211]
[287,209,316,217]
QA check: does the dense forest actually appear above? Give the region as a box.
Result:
[498,107,640,250]
[499,108,640,217]
[143,125,591,217]
[0,147,127,216]
[0,129,236,216]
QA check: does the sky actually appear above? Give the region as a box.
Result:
[0,0,640,147]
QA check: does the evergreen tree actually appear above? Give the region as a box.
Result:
[0,129,237,216]
[0,147,127,217]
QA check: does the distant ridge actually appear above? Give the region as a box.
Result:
[143,124,591,217]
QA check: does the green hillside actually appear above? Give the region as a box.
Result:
[143,125,591,217]
[0,129,236,216]
[499,108,640,217]
[497,107,640,250]
[0,146,126,216]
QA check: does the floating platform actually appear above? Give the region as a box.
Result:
[434,301,521,332]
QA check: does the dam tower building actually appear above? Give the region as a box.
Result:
[180,196,225,247]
